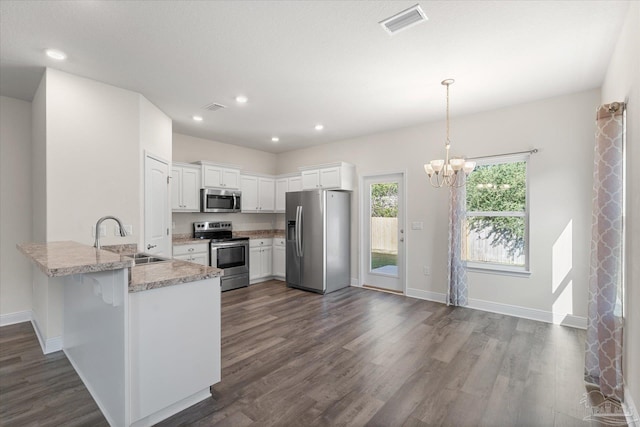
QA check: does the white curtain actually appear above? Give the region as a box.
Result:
[585,102,625,402]
[447,176,467,306]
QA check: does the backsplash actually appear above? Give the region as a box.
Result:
[172,212,285,234]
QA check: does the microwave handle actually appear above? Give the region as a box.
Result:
[233,193,237,211]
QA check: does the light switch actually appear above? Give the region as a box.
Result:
[411,221,424,230]
[114,224,133,236]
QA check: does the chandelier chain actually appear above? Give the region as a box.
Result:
[446,82,450,146]
[424,78,476,188]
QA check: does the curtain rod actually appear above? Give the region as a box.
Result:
[466,148,538,161]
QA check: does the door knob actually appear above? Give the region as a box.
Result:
[147,244,157,250]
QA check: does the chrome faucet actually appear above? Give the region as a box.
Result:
[94,215,127,249]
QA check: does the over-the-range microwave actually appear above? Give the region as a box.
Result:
[200,188,242,213]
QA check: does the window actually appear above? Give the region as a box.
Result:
[463,154,529,274]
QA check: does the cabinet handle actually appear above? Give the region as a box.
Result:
[147,244,157,250]
[188,248,194,252]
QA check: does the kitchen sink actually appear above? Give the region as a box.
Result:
[131,253,170,265]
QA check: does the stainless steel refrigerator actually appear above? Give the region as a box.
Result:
[286,190,350,294]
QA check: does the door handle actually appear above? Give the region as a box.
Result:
[295,205,303,257]
[147,244,157,250]
[400,238,404,242]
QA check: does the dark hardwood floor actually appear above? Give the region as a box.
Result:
[1,280,601,426]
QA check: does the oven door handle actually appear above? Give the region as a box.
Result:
[296,205,303,257]
[210,246,217,267]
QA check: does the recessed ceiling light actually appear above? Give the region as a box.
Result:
[236,95,248,103]
[315,124,324,131]
[45,49,67,60]
[192,115,203,122]
[271,137,280,142]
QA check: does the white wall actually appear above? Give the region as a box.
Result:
[172,133,278,234]
[30,75,48,337]
[172,133,277,174]
[0,96,33,321]
[27,69,172,344]
[277,89,600,323]
[46,68,141,246]
[139,96,173,248]
[601,1,640,413]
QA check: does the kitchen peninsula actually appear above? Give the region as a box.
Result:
[17,241,223,427]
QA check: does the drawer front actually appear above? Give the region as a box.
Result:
[173,243,209,256]
[249,238,273,248]
[273,238,285,247]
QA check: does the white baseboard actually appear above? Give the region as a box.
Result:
[624,385,640,427]
[0,310,32,327]
[130,388,211,427]
[406,288,447,303]
[31,317,63,354]
[404,288,587,329]
[467,298,587,329]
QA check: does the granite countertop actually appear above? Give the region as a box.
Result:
[17,241,134,277]
[17,241,223,293]
[129,260,222,293]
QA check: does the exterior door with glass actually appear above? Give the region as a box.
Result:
[362,173,404,292]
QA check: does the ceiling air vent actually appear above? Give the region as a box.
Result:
[202,102,227,111]
[379,4,427,35]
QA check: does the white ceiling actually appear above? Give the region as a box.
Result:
[0,1,630,154]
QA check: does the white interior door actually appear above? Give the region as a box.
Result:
[362,173,405,293]
[144,154,170,256]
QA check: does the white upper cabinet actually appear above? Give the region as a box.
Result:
[171,163,201,212]
[275,178,288,213]
[288,176,303,192]
[258,177,275,211]
[300,162,355,191]
[240,175,274,213]
[197,162,240,189]
[275,175,302,213]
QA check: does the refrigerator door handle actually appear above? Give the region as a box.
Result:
[296,205,303,257]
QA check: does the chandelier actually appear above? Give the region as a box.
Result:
[424,79,476,188]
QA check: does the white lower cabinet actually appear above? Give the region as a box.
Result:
[173,242,209,266]
[272,238,285,279]
[249,238,272,283]
[129,278,220,424]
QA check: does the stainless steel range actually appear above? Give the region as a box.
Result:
[193,221,249,292]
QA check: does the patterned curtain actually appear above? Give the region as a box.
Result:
[447,175,467,306]
[584,102,625,402]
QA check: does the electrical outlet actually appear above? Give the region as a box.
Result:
[172,222,176,230]
[92,225,106,237]
[423,266,431,276]
[412,222,424,230]
[114,224,133,236]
